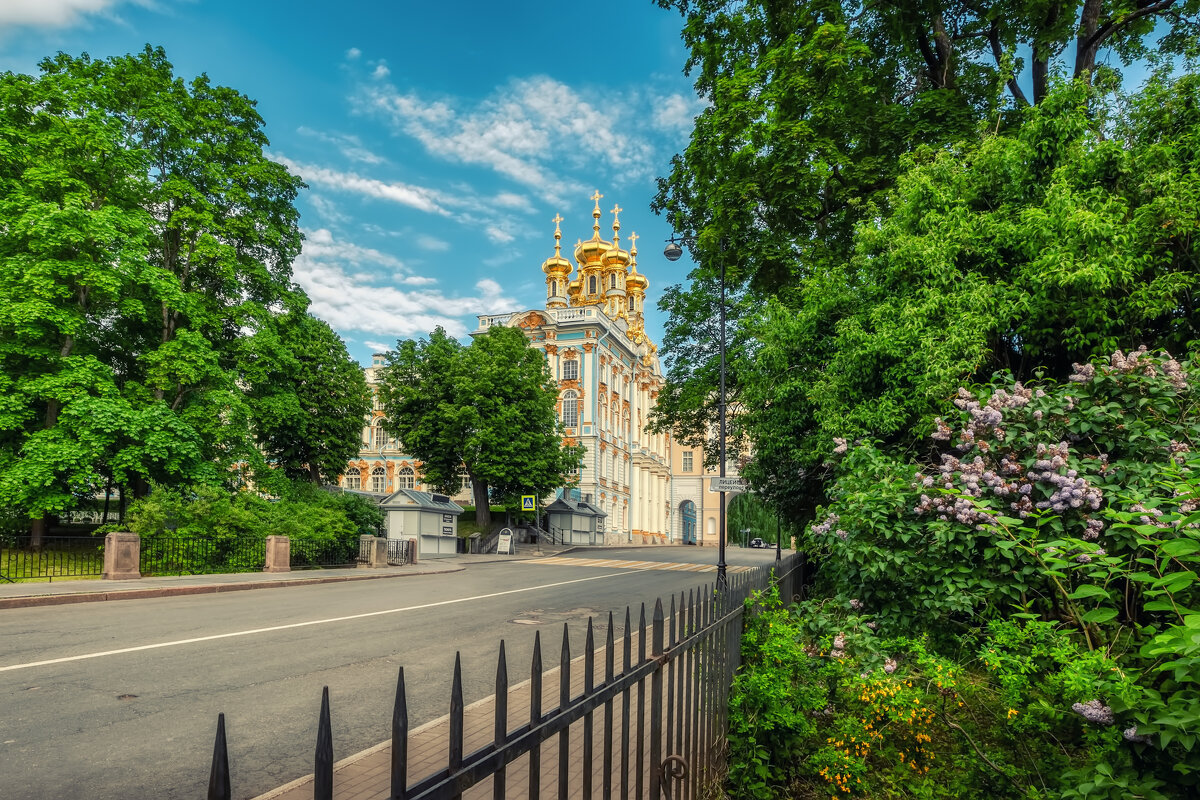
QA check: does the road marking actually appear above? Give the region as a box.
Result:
[525,556,752,574]
[0,569,646,674]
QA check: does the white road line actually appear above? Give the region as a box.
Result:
[0,569,646,674]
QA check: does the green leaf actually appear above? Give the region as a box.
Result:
[1082,607,1119,624]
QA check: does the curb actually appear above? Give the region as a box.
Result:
[0,566,465,610]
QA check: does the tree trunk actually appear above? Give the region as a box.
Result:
[30,516,46,551]
[102,482,112,525]
[471,474,491,527]
[1074,0,1104,80]
[308,462,322,484]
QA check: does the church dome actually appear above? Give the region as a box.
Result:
[626,265,648,292]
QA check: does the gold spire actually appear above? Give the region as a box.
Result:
[552,213,564,257]
[610,204,622,247]
[628,231,639,266]
[590,190,603,238]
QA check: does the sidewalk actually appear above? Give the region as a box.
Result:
[255,626,683,800]
[0,544,584,610]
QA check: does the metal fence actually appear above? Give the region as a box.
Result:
[207,554,802,800]
[140,535,266,576]
[0,534,105,582]
[387,539,413,566]
[290,538,359,570]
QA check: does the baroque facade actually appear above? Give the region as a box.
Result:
[341,192,737,545]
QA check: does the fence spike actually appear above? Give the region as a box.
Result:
[494,641,508,800]
[392,668,408,800]
[649,599,665,800]
[450,652,464,773]
[207,713,230,800]
[636,603,647,800]
[604,611,615,800]
[585,618,595,695]
[558,623,571,798]
[584,618,595,800]
[621,607,632,800]
[530,630,542,800]
[315,687,333,800]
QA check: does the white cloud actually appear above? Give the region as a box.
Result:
[355,75,658,204]
[371,61,390,79]
[297,127,386,165]
[652,92,703,135]
[415,234,450,252]
[345,47,361,60]
[0,0,144,26]
[293,229,521,339]
[275,155,450,215]
[306,194,349,225]
[364,340,390,352]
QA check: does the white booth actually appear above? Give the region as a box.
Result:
[380,489,463,559]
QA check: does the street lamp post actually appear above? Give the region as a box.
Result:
[665,235,729,592]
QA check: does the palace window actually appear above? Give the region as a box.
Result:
[628,296,635,312]
[344,467,361,490]
[589,276,597,294]
[371,466,386,493]
[561,390,579,428]
[398,466,414,489]
[682,451,694,473]
[563,359,578,381]
[372,423,388,450]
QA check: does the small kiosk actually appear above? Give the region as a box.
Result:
[544,495,607,546]
[380,488,463,559]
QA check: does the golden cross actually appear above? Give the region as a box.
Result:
[552,213,563,227]
[610,204,622,220]
[590,190,603,206]
[629,232,639,250]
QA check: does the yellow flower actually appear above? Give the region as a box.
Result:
[1007,708,1018,719]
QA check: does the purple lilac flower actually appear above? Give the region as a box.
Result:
[1072,700,1115,726]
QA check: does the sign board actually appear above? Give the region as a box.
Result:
[442,527,453,535]
[521,495,536,511]
[497,528,514,555]
[710,477,749,493]
[442,513,453,523]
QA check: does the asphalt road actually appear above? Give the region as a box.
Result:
[0,546,785,800]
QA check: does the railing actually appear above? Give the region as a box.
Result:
[206,555,803,799]
[0,535,105,582]
[387,539,413,566]
[140,535,266,576]
[290,538,359,570]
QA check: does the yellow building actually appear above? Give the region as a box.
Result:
[341,191,738,545]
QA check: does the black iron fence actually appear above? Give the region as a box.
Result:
[207,554,803,799]
[140,535,266,576]
[0,534,105,582]
[290,538,359,570]
[388,539,413,566]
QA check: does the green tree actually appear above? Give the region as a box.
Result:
[0,47,303,544]
[379,326,584,527]
[243,312,371,485]
[650,0,1199,517]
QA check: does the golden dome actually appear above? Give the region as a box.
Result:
[567,277,582,297]
[602,245,629,268]
[626,232,647,291]
[541,213,573,276]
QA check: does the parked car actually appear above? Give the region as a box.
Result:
[749,537,765,548]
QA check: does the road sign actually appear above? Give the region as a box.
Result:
[709,477,749,493]
[521,495,536,511]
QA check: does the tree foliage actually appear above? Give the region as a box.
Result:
[650,0,1200,519]
[243,313,371,485]
[0,47,364,540]
[378,326,584,527]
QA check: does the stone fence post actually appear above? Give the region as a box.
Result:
[102,532,140,580]
[408,537,419,565]
[357,535,389,568]
[264,535,290,573]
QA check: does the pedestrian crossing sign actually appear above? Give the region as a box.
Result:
[521,495,536,511]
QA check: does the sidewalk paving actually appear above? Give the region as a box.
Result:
[0,544,582,610]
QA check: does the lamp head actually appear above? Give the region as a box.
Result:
[663,236,683,262]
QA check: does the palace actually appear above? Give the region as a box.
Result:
[341,192,739,545]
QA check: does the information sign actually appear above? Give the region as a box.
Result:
[709,477,749,493]
[521,495,536,511]
[497,528,514,555]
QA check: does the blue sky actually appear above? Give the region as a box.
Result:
[0,0,704,361]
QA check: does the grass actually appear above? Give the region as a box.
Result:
[1,544,105,583]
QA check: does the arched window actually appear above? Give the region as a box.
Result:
[371,466,386,493]
[600,452,606,478]
[563,359,578,381]
[561,390,579,428]
[680,500,697,544]
[588,275,597,295]
[628,296,635,312]
[398,467,414,489]
[372,423,387,450]
[344,467,361,490]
